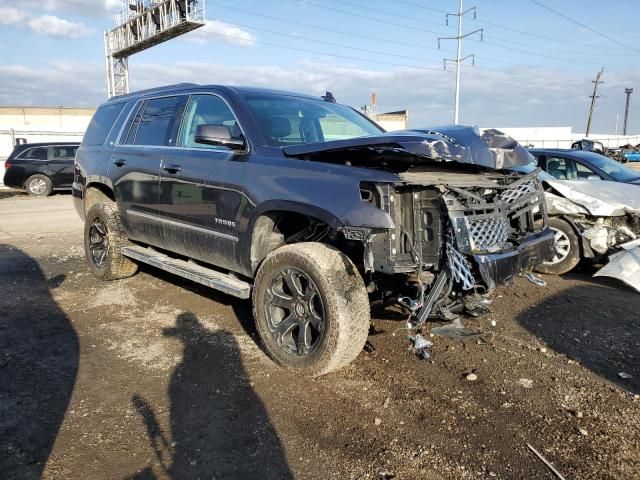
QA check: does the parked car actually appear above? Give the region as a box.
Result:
[512,163,640,288]
[73,84,553,375]
[3,142,80,196]
[529,148,640,185]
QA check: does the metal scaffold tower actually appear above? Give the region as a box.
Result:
[105,0,206,97]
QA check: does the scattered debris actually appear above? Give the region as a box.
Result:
[363,341,378,356]
[524,272,547,287]
[526,442,567,480]
[409,334,433,360]
[431,318,483,340]
[579,428,588,436]
[465,373,478,382]
[518,378,534,389]
[539,347,548,354]
[618,372,633,379]
[374,418,382,426]
[490,319,497,327]
[383,397,391,409]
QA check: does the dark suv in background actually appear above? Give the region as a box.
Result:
[73,83,553,375]
[3,142,80,196]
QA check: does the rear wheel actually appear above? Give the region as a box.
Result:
[25,174,52,196]
[84,202,138,280]
[535,218,580,275]
[253,242,370,376]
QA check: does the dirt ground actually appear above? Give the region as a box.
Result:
[1,190,639,480]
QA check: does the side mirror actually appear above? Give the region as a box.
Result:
[194,124,246,151]
[586,175,601,181]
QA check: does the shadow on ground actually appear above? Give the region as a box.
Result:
[0,244,79,479]
[517,282,640,394]
[126,312,292,480]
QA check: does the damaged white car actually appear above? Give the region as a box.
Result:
[515,164,640,292]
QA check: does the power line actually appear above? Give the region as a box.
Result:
[530,0,640,55]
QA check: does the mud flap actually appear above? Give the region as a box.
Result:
[594,247,640,293]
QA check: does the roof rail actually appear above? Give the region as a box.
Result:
[111,83,198,100]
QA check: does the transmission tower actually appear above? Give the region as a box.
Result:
[438,0,483,125]
[105,0,206,97]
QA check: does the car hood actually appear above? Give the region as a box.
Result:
[282,126,533,171]
[546,178,640,216]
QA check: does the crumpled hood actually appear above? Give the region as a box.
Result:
[282,126,533,170]
[546,178,640,216]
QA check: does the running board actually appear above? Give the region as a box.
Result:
[121,246,251,299]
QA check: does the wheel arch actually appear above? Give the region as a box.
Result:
[244,201,345,276]
[84,181,116,214]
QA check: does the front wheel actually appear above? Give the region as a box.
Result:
[84,202,138,280]
[535,218,580,275]
[253,243,370,376]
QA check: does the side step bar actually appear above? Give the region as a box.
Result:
[121,246,251,299]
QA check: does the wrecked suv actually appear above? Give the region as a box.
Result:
[73,84,553,375]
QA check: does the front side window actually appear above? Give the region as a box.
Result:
[579,152,640,182]
[575,161,599,179]
[126,96,186,146]
[178,95,242,150]
[546,156,573,180]
[19,147,48,160]
[244,94,383,146]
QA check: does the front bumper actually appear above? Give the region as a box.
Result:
[473,229,554,289]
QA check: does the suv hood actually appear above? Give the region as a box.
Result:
[282,126,533,171]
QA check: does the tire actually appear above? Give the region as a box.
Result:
[25,174,53,196]
[84,202,138,280]
[535,218,580,275]
[253,242,370,376]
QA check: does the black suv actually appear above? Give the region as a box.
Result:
[73,84,553,375]
[3,142,80,196]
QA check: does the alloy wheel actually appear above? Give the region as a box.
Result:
[264,267,326,356]
[544,227,571,265]
[28,178,47,195]
[88,217,109,268]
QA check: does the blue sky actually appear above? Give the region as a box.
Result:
[1,0,639,133]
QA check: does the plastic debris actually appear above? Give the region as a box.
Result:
[431,317,483,339]
[465,373,478,381]
[409,334,433,360]
[618,372,633,379]
[518,378,534,389]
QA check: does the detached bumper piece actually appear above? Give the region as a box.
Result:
[473,229,555,290]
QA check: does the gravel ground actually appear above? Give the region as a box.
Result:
[1,192,639,480]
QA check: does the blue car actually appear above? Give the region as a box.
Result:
[529,148,640,185]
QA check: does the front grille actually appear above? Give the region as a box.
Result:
[445,170,546,255]
[468,217,511,252]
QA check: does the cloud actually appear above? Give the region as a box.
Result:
[185,20,256,46]
[0,60,637,135]
[0,0,119,17]
[0,6,26,24]
[0,5,93,38]
[28,15,93,39]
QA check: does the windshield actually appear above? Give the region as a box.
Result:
[244,94,384,147]
[579,152,640,182]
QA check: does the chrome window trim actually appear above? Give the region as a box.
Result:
[127,209,239,242]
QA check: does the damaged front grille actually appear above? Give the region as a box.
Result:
[445,170,547,255]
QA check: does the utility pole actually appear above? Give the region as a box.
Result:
[438,0,483,125]
[623,88,633,135]
[585,67,604,137]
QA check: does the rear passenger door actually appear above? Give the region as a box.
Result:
[48,145,78,188]
[157,93,248,271]
[110,95,187,246]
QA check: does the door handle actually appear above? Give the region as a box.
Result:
[113,159,127,167]
[163,164,182,174]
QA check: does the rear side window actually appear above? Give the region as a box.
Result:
[52,146,78,158]
[18,147,48,160]
[83,103,126,146]
[125,96,186,146]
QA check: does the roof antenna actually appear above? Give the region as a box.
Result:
[322,91,336,103]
